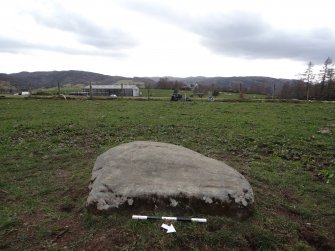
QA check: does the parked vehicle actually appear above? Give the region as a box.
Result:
[170,93,183,101]
[170,93,192,102]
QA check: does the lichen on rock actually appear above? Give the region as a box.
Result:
[86,141,254,217]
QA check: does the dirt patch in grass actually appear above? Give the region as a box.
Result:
[8,210,88,250]
[299,225,335,250]
[275,207,301,220]
[49,217,88,249]
[2,209,47,250]
[79,228,137,251]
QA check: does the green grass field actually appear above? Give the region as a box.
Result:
[0,98,334,250]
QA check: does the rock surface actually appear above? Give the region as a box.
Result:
[86,141,254,217]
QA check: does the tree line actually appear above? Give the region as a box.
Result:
[280,57,335,100]
[155,78,189,90]
[154,58,335,101]
[155,78,222,97]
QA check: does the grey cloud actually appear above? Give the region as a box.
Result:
[0,37,38,53]
[0,36,126,57]
[1,4,135,57]
[120,0,185,25]
[122,1,335,62]
[27,6,137,50]
[193,12,335,62]
[0,37,37,54]
[80,29,136,50]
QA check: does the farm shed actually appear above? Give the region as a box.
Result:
[83,84,140,97]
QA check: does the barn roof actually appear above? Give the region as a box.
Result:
[84,84,139,89]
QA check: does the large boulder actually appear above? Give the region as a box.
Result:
[86,141,254,217]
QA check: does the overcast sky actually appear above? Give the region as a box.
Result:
[1,0,334,78]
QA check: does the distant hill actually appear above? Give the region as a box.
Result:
[0,70,297,94]
[0,71,155,90]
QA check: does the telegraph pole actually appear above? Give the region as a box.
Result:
[272,82,276,99]
[89,81,93,99]
[57,82,60,96]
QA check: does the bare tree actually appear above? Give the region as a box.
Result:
[327,66,335,100]
[144,82,151,100]
[302,61,314,100]
[319,57,332,99]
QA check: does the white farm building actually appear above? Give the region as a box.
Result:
[83,84,140,97]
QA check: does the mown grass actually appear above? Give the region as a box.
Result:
[0,98,334,250]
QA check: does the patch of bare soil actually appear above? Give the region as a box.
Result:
[78,228,137,251]
[16,209,132,250]
[299,225,335,250]
[49,216,89,249]
[3,209,49,250]
[318,127,331,134]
